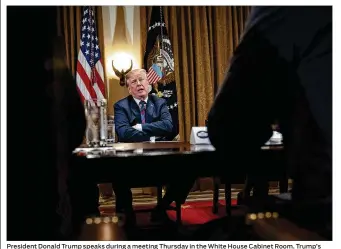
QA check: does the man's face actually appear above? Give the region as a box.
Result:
[127,71,150,99]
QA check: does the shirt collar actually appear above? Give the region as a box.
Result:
[133,96,148,106]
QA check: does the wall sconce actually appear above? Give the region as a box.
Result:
[112,52,134,87]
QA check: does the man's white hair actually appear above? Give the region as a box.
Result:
[126,69,147,86]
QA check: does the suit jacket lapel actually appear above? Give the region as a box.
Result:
[146,99,155,123]
[129,96,141,124]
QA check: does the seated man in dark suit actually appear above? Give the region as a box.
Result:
[114,68,173,142]
[113,69,195,223]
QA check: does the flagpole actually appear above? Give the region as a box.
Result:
[160,6,163,56]
[159,6,166,85]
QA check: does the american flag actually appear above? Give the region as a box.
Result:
[76,6,105,104]
[147,63,163,84]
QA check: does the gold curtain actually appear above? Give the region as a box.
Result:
[141,6,251,142]
[57,6,107,90]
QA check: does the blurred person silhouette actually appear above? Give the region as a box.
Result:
[7,6,87,240]
[207,6,331,239]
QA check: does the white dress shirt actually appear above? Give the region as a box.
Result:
[133,96,148,107]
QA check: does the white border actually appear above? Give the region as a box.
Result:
[1,0,7,244]
[1,0,340,245]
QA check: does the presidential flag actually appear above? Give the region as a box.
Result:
[76,6,105,104]
[143,6,179,139]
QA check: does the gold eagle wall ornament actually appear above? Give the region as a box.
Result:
[112,59,133,86]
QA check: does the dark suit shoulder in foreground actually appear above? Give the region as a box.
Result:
[207,6,332,237]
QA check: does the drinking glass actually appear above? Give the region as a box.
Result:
[106,117,115,145]
[85,99,101,147]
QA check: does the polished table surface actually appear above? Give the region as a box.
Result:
[73,142,218,184]
[72,142,284,185]
[74,141,283,158]
[74,142,215,158]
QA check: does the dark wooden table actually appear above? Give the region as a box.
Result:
[72,142,219,224]
[72,141,285,193]
[73,142,219,184]
[72,142,284,223]
[73,141,283,183]
[75,141,216,158]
